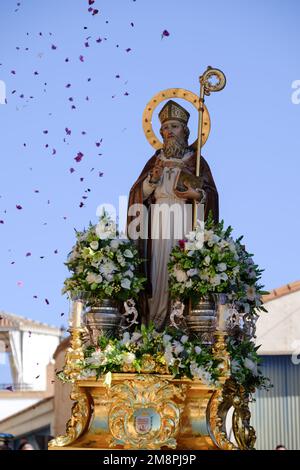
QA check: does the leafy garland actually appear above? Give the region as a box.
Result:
[80,325,222,387]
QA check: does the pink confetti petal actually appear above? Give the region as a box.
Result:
[16,204,22,210]
[126,48,131,52]
[79,55,84,62]
[74,152,84,162]
[161,29,170,38]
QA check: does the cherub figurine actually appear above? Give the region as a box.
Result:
[170,300,185,329]
[122,299,139,329]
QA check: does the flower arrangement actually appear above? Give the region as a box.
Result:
[80,325,222,387]
[168,214,268,312]
[62,211,146,302]
[227,336,272,393]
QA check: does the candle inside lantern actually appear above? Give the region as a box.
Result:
[71,300,83,328]
[217,303,230,332]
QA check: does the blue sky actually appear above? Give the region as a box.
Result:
[0,0,300,339]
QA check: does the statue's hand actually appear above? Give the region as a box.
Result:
[149,160,164,184]
[174,183,203,201]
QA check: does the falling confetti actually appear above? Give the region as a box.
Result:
[161,30,170,38]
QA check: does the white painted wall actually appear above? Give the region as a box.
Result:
[0,398,39,421]
[256,290,300,354]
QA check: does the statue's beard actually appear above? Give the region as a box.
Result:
[163,136,188,159]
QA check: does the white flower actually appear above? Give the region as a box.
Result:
[174,266,188,283]
[86,349,107,366]
[194,240,204,249]
[120,331,131,345]
[204,230,220,247]
[232,266,240,276]
[90,241,99,250]
[86,272,103,284]
[210,274,221,286]
[104,344,114,353]
[194,346,202,354]
[110,239,120,251]
[124,269,134,278]
[187,268,199,277]
[99,260,117,278]
[163,334,172,345]
[164,344,175,366]
[219,239,229,249]
[122,352,136,364]
[200,271,210,281]
[219,272,228,281]
[244,357,258,376]
[79,369,97,379]
[231,359,241,374]
[131,332,142,343]
[217,262,227,272]
[121,278,131,289]
[180,335,189,344]
[96,220,116,240]
[123,249,134,258]
[204,255,211,266]
[173,341,184,355]
[117,254,126,267]
[184,242,195,251]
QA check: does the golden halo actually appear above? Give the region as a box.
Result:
[142,88,211,150]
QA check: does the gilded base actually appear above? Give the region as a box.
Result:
[49,373,220,450]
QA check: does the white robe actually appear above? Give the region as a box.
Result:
[142,150,194,330]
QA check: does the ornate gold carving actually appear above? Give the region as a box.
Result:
[62,327,85,382]
[207,377,256,450]
[213,331,231,381]
[49,327,89,448]
[142,88,211,149]
[107,375,186,449]
[231,382,256,450]
[48,384,91,447]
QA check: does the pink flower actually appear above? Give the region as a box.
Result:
[178,239,185,250]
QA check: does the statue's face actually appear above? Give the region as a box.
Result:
[160,120,185,142]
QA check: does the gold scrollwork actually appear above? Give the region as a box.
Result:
[48,384,92,448]
[107,375,186,449]
[207,378,256,450]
